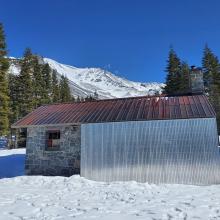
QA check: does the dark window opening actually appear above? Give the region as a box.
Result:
[46,130,60,150]
[16,128,27,148]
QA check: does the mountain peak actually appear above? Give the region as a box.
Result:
[43,58,165,99]
[8,57,165,99]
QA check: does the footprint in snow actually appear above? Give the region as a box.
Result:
[166,213,173,220]
[175,207,182,212]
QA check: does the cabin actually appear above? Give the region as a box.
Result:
[12,94,220,185]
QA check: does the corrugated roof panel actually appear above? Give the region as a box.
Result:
[107,100,124,122]
[73,103,91,123]
[131,98,143,120]
[152,98,160,119]
[98,101,115,122]
[125,98,138,121]
[82,102,98,123]
[169,98,176,119]
[193,96,204,116]
[136,98,147,120]
[186,104,194,118]
[158,98,165,119]
[203,96,216,117]
[179,97,187,118]
[184,96,190,105]
[163,98,169,119]
[11,95,216,128]
[148,98,155,120]
[60,106,78,123]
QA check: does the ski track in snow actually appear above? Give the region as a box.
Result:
[0,149,220,220]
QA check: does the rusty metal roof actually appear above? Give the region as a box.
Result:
[12,95,216,128]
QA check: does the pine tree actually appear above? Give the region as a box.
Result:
[32,56,43,108]
[94,91,99,100]
[179,62,190,94]
[59,75,72,102]
[85,94,96,101]
[164,48,182,95]
[41,63,52,104]
[8,73,19,124]
[202,45,220,92]
[51,70,60,103]
[202,45,220,133]
[71,96,75,102]
[0,23,10,135]
[85,95,90,101]
[17,48,34,118]
[76,96,81,102]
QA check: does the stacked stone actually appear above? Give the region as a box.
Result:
[25,125,81,176]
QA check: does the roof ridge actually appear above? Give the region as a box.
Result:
[42,94,205,106]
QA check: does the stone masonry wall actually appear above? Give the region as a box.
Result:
[25,125,81,176]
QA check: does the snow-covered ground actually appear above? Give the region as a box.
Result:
[0,148,25,157]
[0,149,220,220]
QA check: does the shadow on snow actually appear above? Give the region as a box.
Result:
[0,154,25,179]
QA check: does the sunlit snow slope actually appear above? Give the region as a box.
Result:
[43,58,165,99]
[8,57,165,99]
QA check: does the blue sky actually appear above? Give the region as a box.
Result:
[1,0,220,83]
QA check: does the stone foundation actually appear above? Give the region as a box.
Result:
[25,125,81,176]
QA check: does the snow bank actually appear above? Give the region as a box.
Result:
[0,148,25,157]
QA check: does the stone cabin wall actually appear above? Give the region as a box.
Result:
[25,125,81,176]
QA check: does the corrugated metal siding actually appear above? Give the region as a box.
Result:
[81,119,220,185]
[12,95,216,128]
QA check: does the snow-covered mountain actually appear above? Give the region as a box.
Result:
[9,57,165,99]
